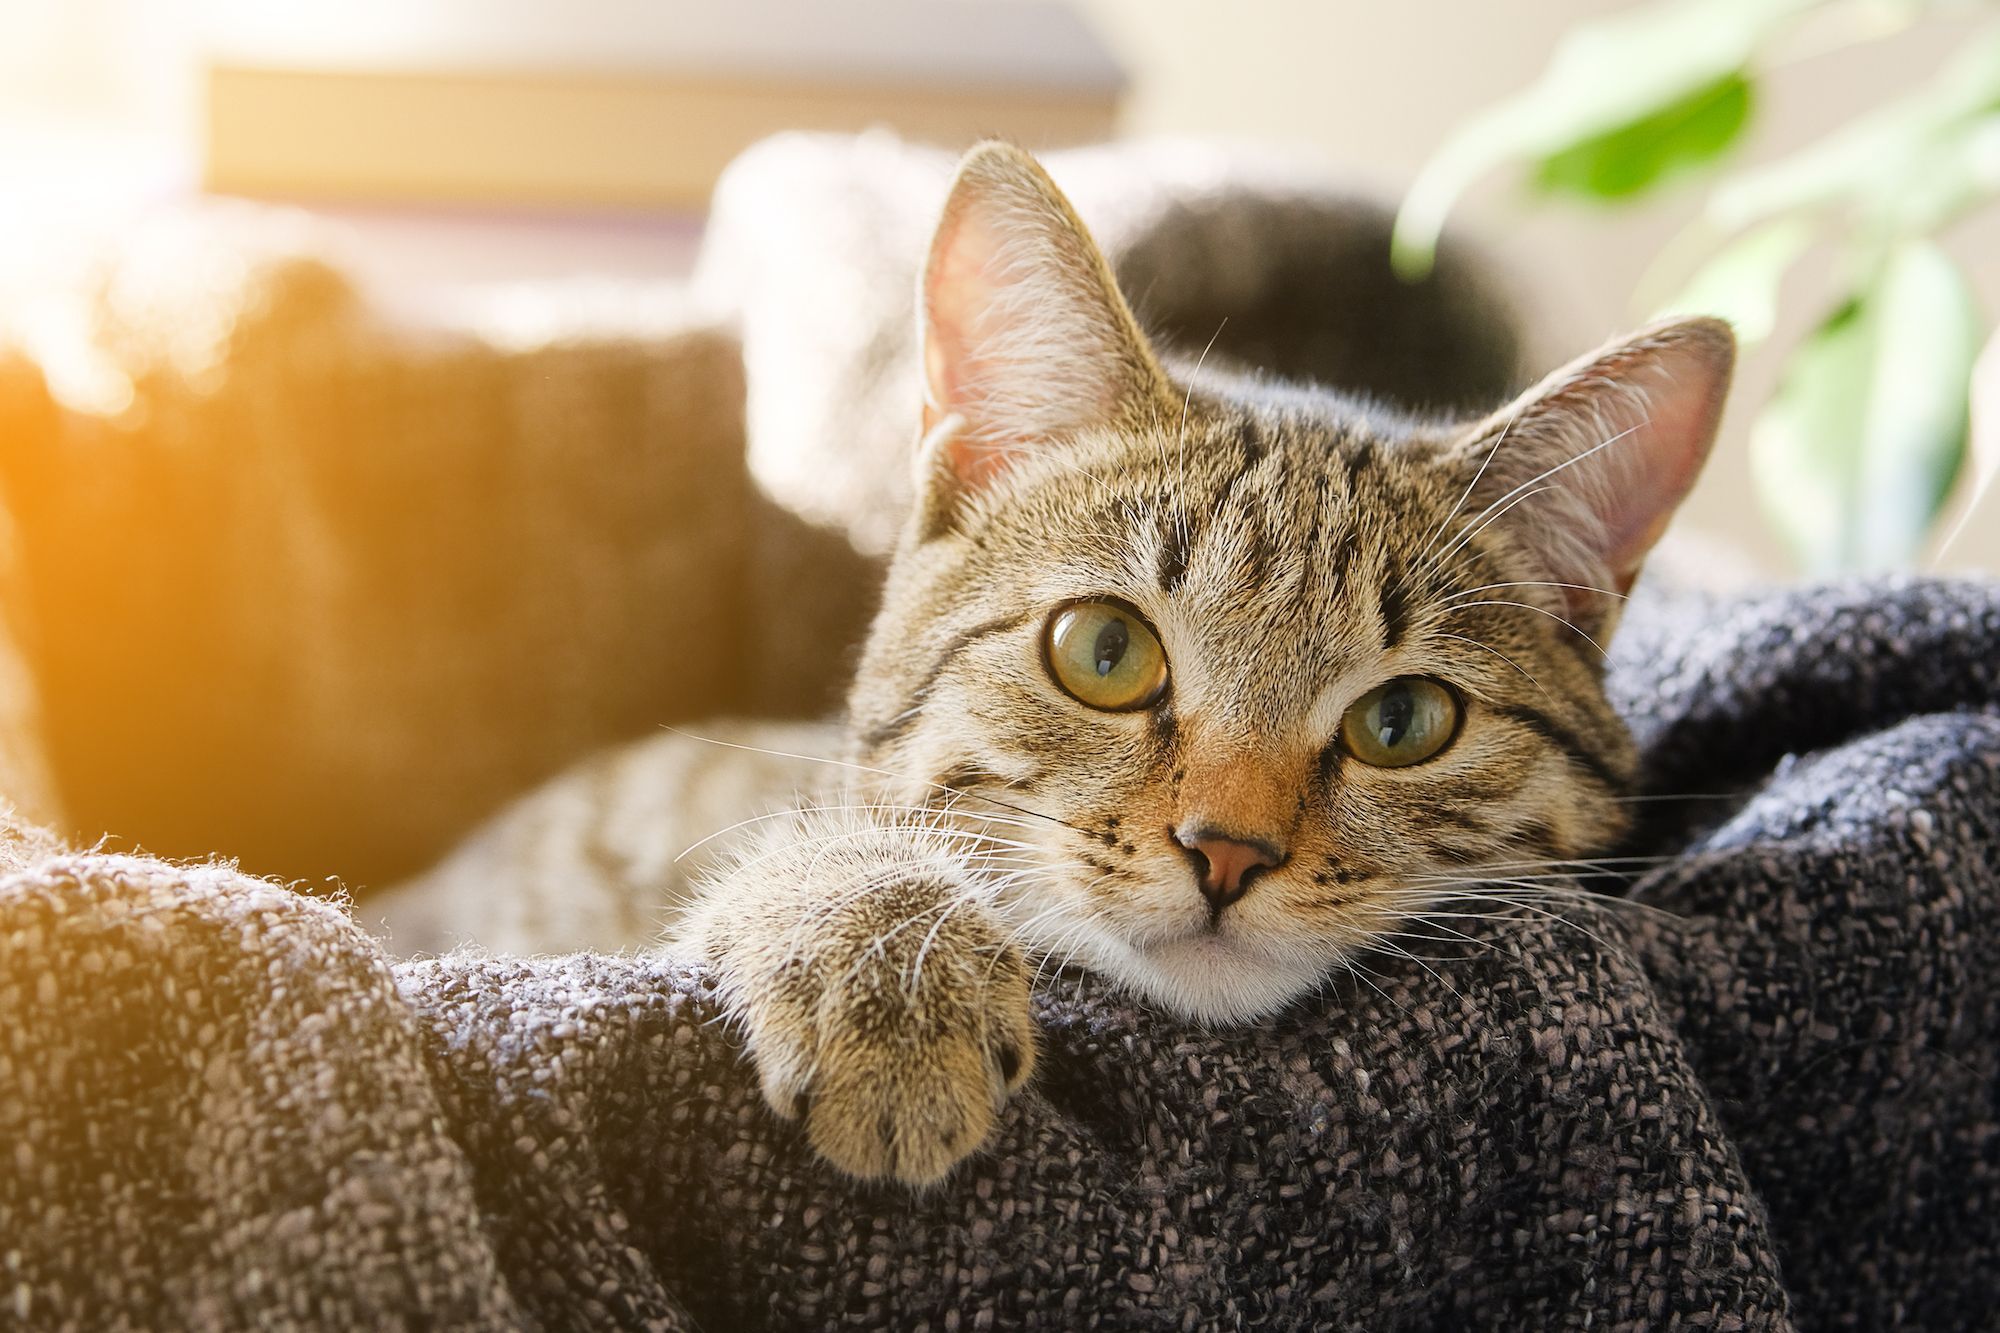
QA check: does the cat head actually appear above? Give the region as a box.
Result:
[848,142,1733,1023]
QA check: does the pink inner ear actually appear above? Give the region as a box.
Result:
[1484,322,1733,606]
[941,431,1016,490]
[921,209,991,433]
[1584,336,1733,590]
[916,153,1156,497]
[921,210,1026,488]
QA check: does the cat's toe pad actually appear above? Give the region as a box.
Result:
[754,962,1036,1187]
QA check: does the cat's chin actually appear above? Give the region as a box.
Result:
[1107,931,1330,1026]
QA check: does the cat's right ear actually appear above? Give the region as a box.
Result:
[914,142,1171,530]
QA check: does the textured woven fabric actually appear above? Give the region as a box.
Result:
[3,576,1996,1330]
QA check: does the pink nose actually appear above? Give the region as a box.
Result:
[1173,824,1285,914]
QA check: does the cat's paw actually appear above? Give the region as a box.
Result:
[707,867,1037,1186]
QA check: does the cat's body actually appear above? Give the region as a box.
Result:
[389,143,1733,1188]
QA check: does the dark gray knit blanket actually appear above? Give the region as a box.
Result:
[4,577,1998,1331]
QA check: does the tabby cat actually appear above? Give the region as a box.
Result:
[669,141,1735,1186]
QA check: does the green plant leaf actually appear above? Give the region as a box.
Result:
[1657,217,1812,346]
[1392,0,1810,277]
[1711,22,2000,231]
[1533,73,1754,200]
[1751,240,1980,572]
[1873,109,2000,239]
[1933,327,2000,562]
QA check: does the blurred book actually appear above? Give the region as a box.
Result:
[200,0,1125,209]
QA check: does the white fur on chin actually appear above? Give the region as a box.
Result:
[1037,918,1334,1026]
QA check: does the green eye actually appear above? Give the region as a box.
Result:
[1044,601,1169,711]
[1341,677,1460,767]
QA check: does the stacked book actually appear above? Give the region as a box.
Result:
[201,0,1126,209]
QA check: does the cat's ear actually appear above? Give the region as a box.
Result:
[916,141,1172,506]
[1447,317,1735,634]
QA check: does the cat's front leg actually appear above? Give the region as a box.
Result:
[679,817,1037,1186]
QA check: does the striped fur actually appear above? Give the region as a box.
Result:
[695,145,1732,1185]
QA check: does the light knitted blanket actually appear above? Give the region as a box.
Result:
[6,577,1997,1330]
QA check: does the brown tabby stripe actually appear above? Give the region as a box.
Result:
[1324,528,1358,593]
[1378,575,1410,652]
[1420,806,1496,838]
[1340,444,1375,492]
[860,611,1032,750]
[1488,703,1621,792]
[1148,701,1179,760]
[1513,819,1559,859]
[1316,739,1345,790]
[1157,515,1193,593]
[1429,842,1492,867]
[1151,444,1272,595]
[1217,445,1266,515]
[933,760,1034,795]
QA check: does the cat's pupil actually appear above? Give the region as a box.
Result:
[1093,619,1129,677]
[1375,685,1414,748]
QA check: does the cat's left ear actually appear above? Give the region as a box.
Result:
[915,142,1173,518]
[1447,317,1735,634]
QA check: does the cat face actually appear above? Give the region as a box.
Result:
[847,144,1733,1023]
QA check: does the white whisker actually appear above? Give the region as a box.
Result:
[659,726,1087,836]
[1443,579,1628,604]
[1442,598,1610,658]
[1434,631,1552,700]
[1407,408,1521,576]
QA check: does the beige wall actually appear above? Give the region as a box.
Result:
[1083,0,2000,576]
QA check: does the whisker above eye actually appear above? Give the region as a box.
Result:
[1442,579,1629,604]
[1404,409,1521,583]
[1409,481,1560,590]
[1176,317,1229,547]
[1413,419,1647,591]
[1440,598,1611,658]
[1433,631,1552,700]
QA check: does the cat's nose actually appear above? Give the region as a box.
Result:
[1173,824,1286,913]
